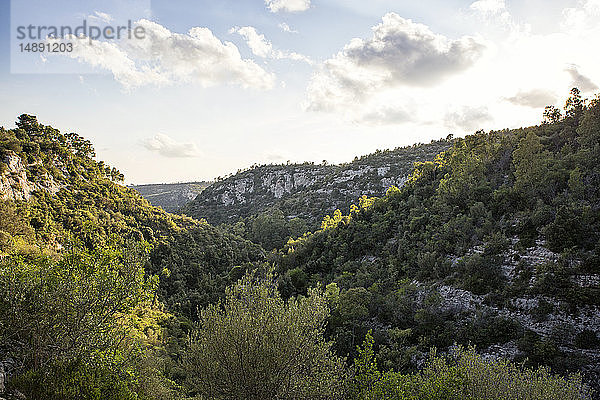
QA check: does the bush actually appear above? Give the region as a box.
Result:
[0,242,160,399]
[351,333,591,400]
[184,270,346,400]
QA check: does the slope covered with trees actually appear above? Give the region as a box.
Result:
[1,87,599,399]
[0,115,265,399]
[271,89,600,392]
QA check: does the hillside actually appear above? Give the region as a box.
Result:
[181,139,452,228]
[1,94,599,399]
[273,90,600,392]
[130,181,211,212]
[0,114,265,317]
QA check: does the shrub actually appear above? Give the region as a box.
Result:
[351,333,591,400]
[184,270,346,400]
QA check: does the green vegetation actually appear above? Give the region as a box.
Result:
[184,271,346,399]
[274,89,600,381]
[0,115,264,398]
[0,242,171,400]
[1,87,599,399]
[182,139,452,232]
[351,332,589,400]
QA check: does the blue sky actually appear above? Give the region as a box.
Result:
[0,0,599,184]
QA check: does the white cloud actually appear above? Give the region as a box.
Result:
[88,11,113,23]
[306,13,486,112]
[47,19,275,89]
[278,22,298,33]
[565,65,598,93]
[231,26,312,64]
[469,0,505,14]
[142,134,202,158]
[468,0,514,28]
[357,105,414,126]
[230,26,273,57]
[445,106,492,132]
[504,89,557,108]
[562,0,600,33]
[265,0,311,13]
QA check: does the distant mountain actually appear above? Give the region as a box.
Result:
[131,181,211,212]
[181,138,453,227]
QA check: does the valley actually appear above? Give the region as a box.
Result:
[1,90,599,399]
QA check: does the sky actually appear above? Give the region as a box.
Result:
[0,0,599,184]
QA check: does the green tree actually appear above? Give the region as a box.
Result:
[513,131,553,202]
[0,241,159,399]
[250,208,290,250]
[184,270,346,400]
[543,106,563,124]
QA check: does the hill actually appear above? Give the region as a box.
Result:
[181,139,452,228]
[130,181,211,212]
[0,114,265,318]
[273,89,600,392]
[2,90,599,398]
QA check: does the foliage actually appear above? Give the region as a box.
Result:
[184,270,347,400]
[0,242,168,399]
[351,333,590,400]
[273,89,600,380]
[0,115,266,323]
[2,90,600,398]
[182,139,453,231]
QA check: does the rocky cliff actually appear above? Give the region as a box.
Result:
[0,151,62,201]
[182,139,452,226]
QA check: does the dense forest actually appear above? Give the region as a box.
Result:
[1,88,599,399]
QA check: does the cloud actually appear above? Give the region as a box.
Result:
[468,0,515,29]
[231,26,312,64]
[265,0,311,13]
[504,89,557,108]
[469,0,505,14]
[47,19,275,89]
[306,13,486,112]
[88,11,113,23]
[562,0,600,33]
[565,65,598,93]
[278,22,298,33]
[356,105,415,126]
[142,134,202,158]
[231,26,273,57]
[444,106,492,132]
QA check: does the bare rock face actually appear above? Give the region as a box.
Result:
[0,152,61,201]
[0,358,18,398]
[0,153,33,200]
[183,139,452,225]
[434,237,600,389]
